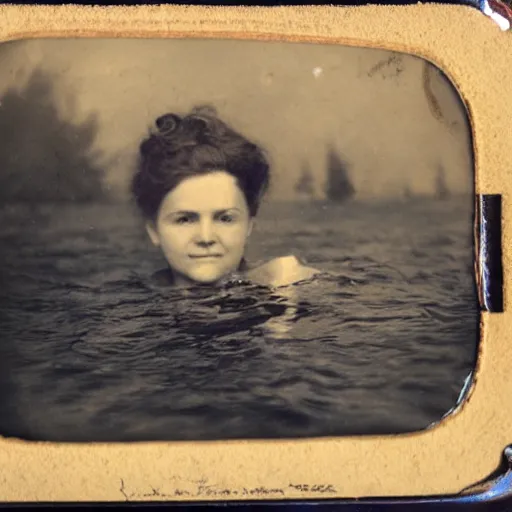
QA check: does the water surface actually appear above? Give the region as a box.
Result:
[0,198,478,441]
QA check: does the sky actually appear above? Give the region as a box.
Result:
[0,37,473,200]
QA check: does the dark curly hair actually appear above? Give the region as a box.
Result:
[132,106,270,221]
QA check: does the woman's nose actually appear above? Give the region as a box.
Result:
[196,220,216,246]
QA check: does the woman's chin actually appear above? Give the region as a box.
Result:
[181,270,231,287]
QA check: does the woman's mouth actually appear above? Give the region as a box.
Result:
[189,254,223,259]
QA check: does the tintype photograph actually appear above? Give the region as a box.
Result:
[0,38,478,443]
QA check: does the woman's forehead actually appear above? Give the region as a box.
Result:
[160,171,247,213]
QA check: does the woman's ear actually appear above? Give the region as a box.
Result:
[145,221,161,246]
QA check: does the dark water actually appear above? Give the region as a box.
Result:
[0,198,478,442]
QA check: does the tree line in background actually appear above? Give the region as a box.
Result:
[0,69,110,203]
[0,67,455,206]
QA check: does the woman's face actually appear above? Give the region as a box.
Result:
[146,170,254,287]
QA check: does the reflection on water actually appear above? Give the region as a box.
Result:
[0,198,478,442]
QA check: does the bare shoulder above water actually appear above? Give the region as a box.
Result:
[246,255,322,288]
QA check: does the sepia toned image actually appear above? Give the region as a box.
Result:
[0,37,478,443]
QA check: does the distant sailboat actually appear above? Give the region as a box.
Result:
[325,148,355,203]
[294,163,315,199]
[435,166,450,200]
[403,183,413,200]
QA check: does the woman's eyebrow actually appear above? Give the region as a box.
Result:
[165,210,198,217]
[214,208,241,214]
[165,208,241,217]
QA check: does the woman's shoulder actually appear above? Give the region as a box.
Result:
[245,255,321,288]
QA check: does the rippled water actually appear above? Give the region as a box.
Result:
[0,198,478,442]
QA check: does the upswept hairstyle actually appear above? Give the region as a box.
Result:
[131,105,270,221]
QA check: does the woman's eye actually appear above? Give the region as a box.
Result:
[175,216,192,224]
[219,214,235,223]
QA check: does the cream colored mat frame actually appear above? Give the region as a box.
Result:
[0,3,510,502]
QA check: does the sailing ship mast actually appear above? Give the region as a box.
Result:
[325,147,355,203]
[403,183,413,200]
[435,166,450,200]
[294,163,315,199]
